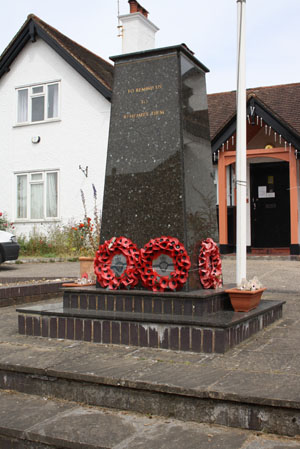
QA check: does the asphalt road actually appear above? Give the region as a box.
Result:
[0,257,300,293]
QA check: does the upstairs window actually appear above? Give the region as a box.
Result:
[16,82,59,124]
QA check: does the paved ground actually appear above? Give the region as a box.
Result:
[0,256,300,447]
[0,260,80,279]
[1,289,300,447]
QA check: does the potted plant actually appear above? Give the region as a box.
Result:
[225,277,266,312]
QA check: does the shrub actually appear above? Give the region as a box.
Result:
[18,219,100,258]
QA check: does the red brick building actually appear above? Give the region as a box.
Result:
[208,83,300,255]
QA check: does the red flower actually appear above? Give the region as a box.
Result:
[0,212,2,217]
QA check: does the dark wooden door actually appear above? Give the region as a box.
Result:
[250,162,290,247]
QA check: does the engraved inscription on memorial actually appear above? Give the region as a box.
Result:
[123,83,165,119]
[152,254,175,278]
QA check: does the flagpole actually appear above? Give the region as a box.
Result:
[236,0,247,285]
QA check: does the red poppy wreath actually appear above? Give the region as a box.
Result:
[94,236,140,290]
[139,236,191,292]
[198,238,222,289]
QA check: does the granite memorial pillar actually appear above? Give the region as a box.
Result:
[100,45,218,290]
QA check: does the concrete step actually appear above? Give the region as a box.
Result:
[0,389,300,449]
[0,340,299,439]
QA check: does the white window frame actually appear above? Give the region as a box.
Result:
[14,170,60,222]
[15,80,60,126]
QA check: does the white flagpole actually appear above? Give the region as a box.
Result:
[236,0,247,285]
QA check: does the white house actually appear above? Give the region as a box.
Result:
[0,14,113,236]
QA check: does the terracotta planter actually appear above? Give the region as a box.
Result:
[79,256,95,279]
[225,287,266,312]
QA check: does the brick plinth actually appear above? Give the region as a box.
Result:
[63,288,230,318]
[17,301,283,354]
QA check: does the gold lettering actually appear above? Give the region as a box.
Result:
[127,84,163,94]
[150,110,165,116]
[136,86,155,93]
[123,111,150,119]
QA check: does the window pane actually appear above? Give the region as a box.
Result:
[47,84,58,118]
[17,89,28,123]
[31,173,43,181]
[46,173,58,217]
[17,175,27,218]
[31,183,44,219]
[32,86,43,94]
[32,96,44,122]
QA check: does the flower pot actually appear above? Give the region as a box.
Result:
[79,256,95,279]
[225,287,266,312]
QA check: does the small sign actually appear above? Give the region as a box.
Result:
[258,186,267,198]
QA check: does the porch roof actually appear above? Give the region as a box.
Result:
[208,83,300,147]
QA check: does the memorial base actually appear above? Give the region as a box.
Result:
[17,287,284,354]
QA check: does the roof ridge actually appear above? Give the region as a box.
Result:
[32,15,113,69]
[208,81,300,97]
[248,81,300,91]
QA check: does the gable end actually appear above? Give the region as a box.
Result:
[0,17,112,101]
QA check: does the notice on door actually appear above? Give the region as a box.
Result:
[258,186,267,198]
[258,186,275,198]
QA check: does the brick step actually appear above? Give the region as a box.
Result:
[0,280,66,308]
[17,299,284,354]
[62,286,231,316]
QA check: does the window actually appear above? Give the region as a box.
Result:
[16,171,58,220]
[16,82,59,124]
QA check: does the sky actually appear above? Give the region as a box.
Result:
[1,0,300,94]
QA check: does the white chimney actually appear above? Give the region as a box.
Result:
[119,0,159,54]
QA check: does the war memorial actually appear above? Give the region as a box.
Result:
[17,44,283,353]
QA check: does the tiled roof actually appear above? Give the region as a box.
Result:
[208,83,300,141]
[2,14,299,143]
[0,14,113,95]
